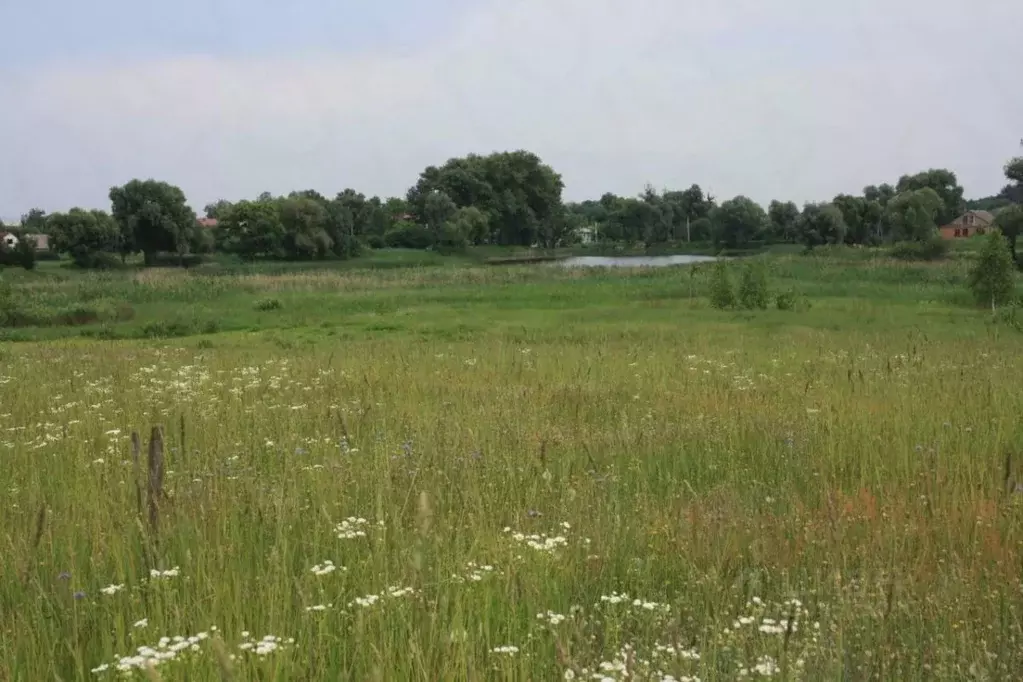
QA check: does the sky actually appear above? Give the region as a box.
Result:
[2,0,1022,221]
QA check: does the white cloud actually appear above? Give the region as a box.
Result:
[2,0,1022,218]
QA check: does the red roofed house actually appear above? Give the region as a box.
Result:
[939,210,995,240]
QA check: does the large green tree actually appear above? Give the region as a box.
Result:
[407,150,564,246]
[109,179,198,265]
[277,196,333,260]
[1005,157,1023,185]
[767,200,800,243]
[796,203,847,249]
[19,208,48,233]
[863,183,896,207]
[831,194,871,245]
[47,209,121,267]
[896,169,965,226]
[710,196,767,249]
[994,205,1023,265]
[885,188,944,242]
[216,199,287,259]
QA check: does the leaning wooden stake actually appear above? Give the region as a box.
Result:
[147,426,165,534]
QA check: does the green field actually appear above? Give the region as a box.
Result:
[2,247,1022,681]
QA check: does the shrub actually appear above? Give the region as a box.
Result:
[14,239,37,270]
[0,296,134,328]
[365,234,386,249]
[71,250,122,269]
[775,289,796,311]
[384,223,435,250]
[889,237,950,261]
[738,261,769,309]
[991,302,1023,332]
[254,297,283,312]
[709,261,736,309]
[434,223,468,254]
[969,229,1016,308]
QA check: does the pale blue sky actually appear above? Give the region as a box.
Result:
[0,1,471,64]
[2,0,1022,221]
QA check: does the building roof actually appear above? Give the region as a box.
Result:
[197,217,219,228]
[24,233,50,250]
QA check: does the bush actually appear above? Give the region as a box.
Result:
[991,302,1023,332]
[738,262,769,309]
[254,297,283,312]
[384,223,435,250]
[365,234,386,249]
[775,289,796,311]
[709,261,736,309]
[0,296,135,328]
[70,250,122,269]
[434,223,468,254]
[889,237,950,261]
[969,229,1016,308]
[14,239,37,270]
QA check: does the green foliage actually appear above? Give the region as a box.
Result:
[863,183,896,207]
[47,208,122,267]
[1004,157,1023,185]
[407,150,564,246]
[254,297,283,312]
[0,295,134,328]
[994,204,1023,264]
[767,200,799,243]
[711,196,767,249]
[797,203,847,249]
[420,191,458,231]
[738,261,770,309]
[109,179,198,265]
[991,302,1023,333]
[889,237,950,261]
[708,260,736,309]
[203,199,233,220]
[775,289,796,310]
[384,223,435,249]
[831,194,882,245]
[968,230,1016,307]
[13,238,36,270]
[434,223,469,254]
[278,196,333,260]
[885,188,944,242]
[689,217,713,242]
[896,169,965,226]
[19,208,48,233]
[217,199,286,259]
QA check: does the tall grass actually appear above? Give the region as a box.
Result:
[2,313,1022,679]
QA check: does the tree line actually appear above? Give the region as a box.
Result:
[3,148,1022,269]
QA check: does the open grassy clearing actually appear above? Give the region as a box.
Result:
[2,249,1022,680]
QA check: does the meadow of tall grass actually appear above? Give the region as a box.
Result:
[2,249,1022,680]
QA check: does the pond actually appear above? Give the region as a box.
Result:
[557,254,718,268]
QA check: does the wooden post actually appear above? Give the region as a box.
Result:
[147,426,165,534]
[131,431,143,517]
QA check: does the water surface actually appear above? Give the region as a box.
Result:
[558,254,718,268]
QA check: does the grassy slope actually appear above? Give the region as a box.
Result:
[1,246,1022,680]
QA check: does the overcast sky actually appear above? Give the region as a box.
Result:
[2,0,1021,221]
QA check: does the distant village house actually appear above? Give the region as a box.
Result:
[0,231,50,251]
[939,210,994,239]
